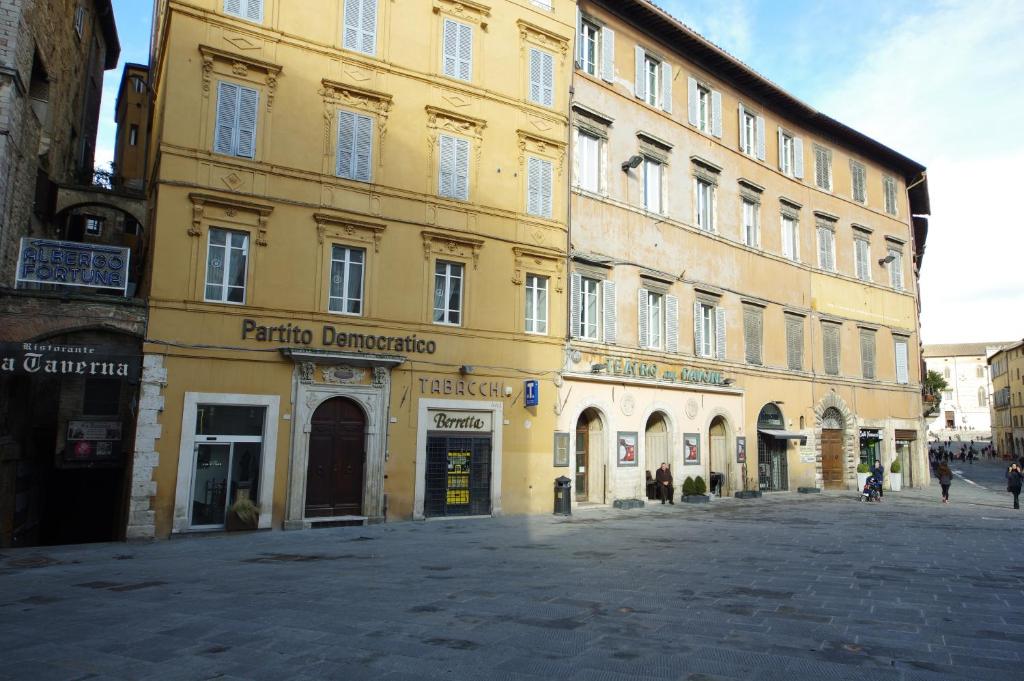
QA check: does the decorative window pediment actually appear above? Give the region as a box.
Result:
[314,213,386,252]
[518,19,569,63]
[512,246,563,293]
[199,45,281,110]
[189,192,273,246]
[433,0,490,28]
[422,230,485,269]
[517,130,565,175]
[320,79,393,165]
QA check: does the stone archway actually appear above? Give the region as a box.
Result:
[813,393,856,489]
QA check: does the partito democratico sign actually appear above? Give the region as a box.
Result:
[0,342,141,379]
[16,238,131,293]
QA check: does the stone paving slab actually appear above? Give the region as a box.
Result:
[1,460,1023,680]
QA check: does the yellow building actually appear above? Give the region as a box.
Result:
[130,0,575,538]
[113,63,150,190]
[989,341,1024,459]
[559,0,931,502]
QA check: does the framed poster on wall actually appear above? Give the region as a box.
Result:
[736,436,746,464]
[553,432,570,467]
[616,431,638,466]
[683,433,701,465]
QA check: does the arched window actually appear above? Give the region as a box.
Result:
[821,407,844,430]
[978,386,987,406]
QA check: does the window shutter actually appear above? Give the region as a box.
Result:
[777,128,785,170]
[527,157,552,217]
[755,115,766,161]
[541,51,554,106]
[895,338,909,384]
[793,137,804,179]
[570,272,581,338]
[786,315,803,370]
[343,0,377,54]
[665,294,678,353]
[224,0,242,16]
[454,137,469,200]
[661,61,672,114]
[540,158,552,217]
[711,90,722,138]
[343,0,360,51]
[443,19,459,77]
[214,81,239,155]
[353,114,372,181]
[860,329,875,379]
[336,110,354,177]
[737,103,745,149]
[637,288,649,348]
[634,46,646,100]
[823,323,840,375]
[600,26,615,82]
[693,302,703,357]
[602,280,617,344]
[236,86,258,159]
[687,76,698,126]
[438,134,455,197]
[743,307,762,365]
[245,0,262,22]
[529,48,542,103]
[457,22,473,81]
[715,307,726,360]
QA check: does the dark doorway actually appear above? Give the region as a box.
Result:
[424,435,491,517]
[820,407,845,490]
[306,397,365,518]
[757,403,788,492]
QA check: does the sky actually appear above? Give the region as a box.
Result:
[95,0,1024,346]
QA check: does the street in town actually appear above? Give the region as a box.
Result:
[2,459,1022,681]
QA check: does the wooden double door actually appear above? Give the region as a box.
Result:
[306,397,365,518]
[821,429,845,489]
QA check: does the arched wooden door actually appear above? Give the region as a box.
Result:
[306,397,365,517]
[820,407,845,489]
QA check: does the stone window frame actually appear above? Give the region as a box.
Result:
[433,0,491,84]
[188,192,273,304]
[779,197,802,262]
[422,230,485,327]
[518,20,569,109]
[314,213,386,317]
[426,106,487,202]
[513,246,563,336]
[518,130,565,222]
[319,79,393,179]
[738,178,763,248]
[199,45,282,162]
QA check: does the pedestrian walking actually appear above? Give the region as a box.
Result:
[937,462,952,504]
[1007,464,1023,510]
[871,460,885,499]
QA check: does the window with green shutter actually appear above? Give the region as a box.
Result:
[823,322,841,376]
[883,175,898,215]
[814,145,832,191]
[743,305,762,365]
[859,328,876,379]
[785,314,804,371]
[850,159,867,204]
[894,337,909,384]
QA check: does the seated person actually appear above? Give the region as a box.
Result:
[645,470,657,500]
[655,463,674,504]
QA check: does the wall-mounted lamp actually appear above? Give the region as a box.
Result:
[621,155,643,171]
[878,254,896,265]
[459,365,475,375]
[591,363,608,373]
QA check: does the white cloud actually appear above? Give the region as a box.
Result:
[815,0,1024,344]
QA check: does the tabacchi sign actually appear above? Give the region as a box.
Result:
[16,239,130,293]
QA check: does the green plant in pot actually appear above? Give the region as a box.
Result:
[682,476,696,496]
[890,460,901,474]
[694,476,707,495]
[226,484,260,531]
[889,459,903,491]
[856,463,870,473]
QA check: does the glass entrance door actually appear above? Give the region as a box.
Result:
[575,427,589,500]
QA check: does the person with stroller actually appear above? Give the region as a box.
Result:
[871,460,885,499]
[861,473,882,502]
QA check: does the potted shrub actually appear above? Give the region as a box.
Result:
[856,463,870,492]
[226,484,260,531]
[889,459,903,492]
[682,476,709,504]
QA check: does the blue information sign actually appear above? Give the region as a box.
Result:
[524,379,539,407]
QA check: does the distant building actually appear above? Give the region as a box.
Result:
[113,63,150,190]
[988,340,1024,457]
[923,342,1010,434]
[0,1,150,548]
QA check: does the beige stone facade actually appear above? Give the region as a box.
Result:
[989,341,1024,458]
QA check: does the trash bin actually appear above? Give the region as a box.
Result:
[554,476,572,515]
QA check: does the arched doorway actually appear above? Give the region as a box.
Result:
[757,403,788,491]
[645,412,669,499]
[820,407,845,489]
[306,397,366,518]
[708,416,730,495]
[575,408,605,502]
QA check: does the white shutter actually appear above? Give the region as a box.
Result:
[824,323,840,376]
[661,61,672,114]
[637,288,649,348]
[236,86,258,159]
[575,7,582,66]
[353,114,372,181]
[737,103,746,150]
[344,0,377,55]
[793,137,804,179]
[743,307,762,365]
[711,89,722,138]
[755,115,766,161]
[541,51,554,106]
[245,0,262,22]
[438,134,455,197]
[777,128,785,170]
[601,27,615,82]
[529,49,542,103]
[861,329,876,379]
[454,137,469,200]
[895,339,909,384]
[634,46,646,100]
[457,22,473,81]
[527,157,552,217]
[602,280,617,344]
[687,76,698,126]
[214,81,239,155]
[665,294,678,353]
[715,307,726,360]
[540,159,552,217]
[442,19,459,77]
[570,272,581,339]
[786,315,804,371]
[343,0,360,51]
[336,110,354,177]
[693,302,703,357]
[224,0,242,16]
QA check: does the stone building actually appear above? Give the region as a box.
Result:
[133,0,574,538]
[560,0,931,501]
[0,1,149,547]
[923,342,1009,435]
[988,340,1024,458]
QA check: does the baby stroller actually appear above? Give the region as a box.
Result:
[861,475,882,502]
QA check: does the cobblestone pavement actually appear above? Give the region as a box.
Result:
[2,461,1023,681]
